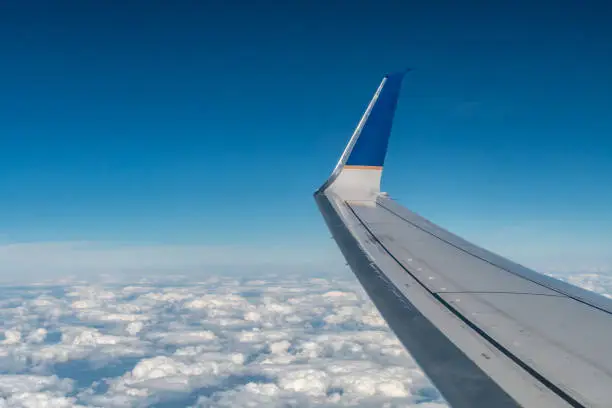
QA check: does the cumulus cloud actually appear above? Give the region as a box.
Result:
[0,375,82,407]
[0,274,446,407]
[0,271,608,407]
[560,273,612,298]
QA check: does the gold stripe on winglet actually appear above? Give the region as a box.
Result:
[343,165,383,170]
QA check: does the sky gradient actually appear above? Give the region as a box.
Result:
[1,1,611,277]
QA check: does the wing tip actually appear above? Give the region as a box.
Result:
[342,70,407,168]
[385,68,412,79]
[315,70,407,197]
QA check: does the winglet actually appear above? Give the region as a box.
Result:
[317,70,408,199]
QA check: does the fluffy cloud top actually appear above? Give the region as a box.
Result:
[0,271,609,407]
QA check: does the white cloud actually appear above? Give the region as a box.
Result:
[560,273,612,298]
[0,274,442,406]
[125,322,144,337]
[71,276,445,407]
[0,375,73,395]
[26,328,47,344]
[0,375,82,408]
[148,331,218,346]
[0,271,609,407]
[1,330,21,345]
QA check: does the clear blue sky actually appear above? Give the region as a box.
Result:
[1,1,611,275]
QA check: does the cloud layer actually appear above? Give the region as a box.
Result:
[0,273,446,407]
[0,271,609,407]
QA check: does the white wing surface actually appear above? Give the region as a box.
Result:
[314,72,612,408]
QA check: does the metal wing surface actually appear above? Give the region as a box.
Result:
[314,72,612,408]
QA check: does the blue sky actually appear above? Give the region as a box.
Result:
[0,1,611,276]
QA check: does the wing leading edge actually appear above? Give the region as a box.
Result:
[315,73,612,407]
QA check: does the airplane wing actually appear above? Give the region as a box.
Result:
[314,72,612,408]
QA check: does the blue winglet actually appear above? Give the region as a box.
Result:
[345,70,408,168]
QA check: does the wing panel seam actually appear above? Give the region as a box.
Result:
[433,291,564,296]
[377,201,612,316]
[346,202,586,408]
